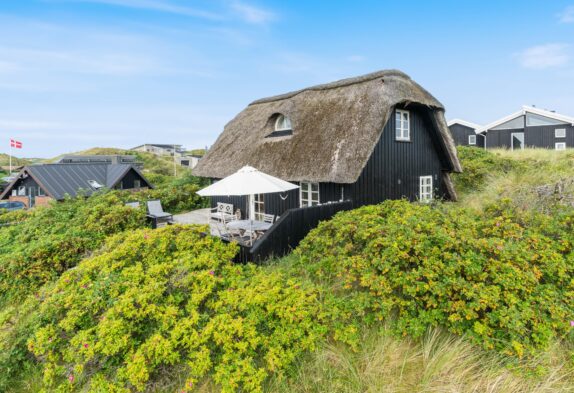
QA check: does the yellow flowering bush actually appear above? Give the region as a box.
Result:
[296,199,574,357]
[29,225,325,392]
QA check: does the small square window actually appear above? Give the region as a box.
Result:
[555,142,566,151]
[395,109,410,141]
[555,128,566,138]
[300,182,320,207]
[18,186,26,196]
[468,135,476,145]
[134,179,141,189]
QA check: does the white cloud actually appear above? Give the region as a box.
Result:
[515,43,571,69]
[230,1,275,24]
[0,47,164,76]
[47,0,223,20]
[558,5,574,23]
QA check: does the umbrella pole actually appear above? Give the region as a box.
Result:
[250,194,253,245]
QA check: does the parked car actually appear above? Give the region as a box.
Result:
[0,201,26,212]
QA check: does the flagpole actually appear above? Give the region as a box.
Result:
[9,138,12,175]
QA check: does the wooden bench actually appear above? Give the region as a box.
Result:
[210,202,235,222]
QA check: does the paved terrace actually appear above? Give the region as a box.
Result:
[172,208,219,236]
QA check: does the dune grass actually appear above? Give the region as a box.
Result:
[455,147,574,211]
[266,327,574,393]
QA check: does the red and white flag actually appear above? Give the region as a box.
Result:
[10,139,22,149]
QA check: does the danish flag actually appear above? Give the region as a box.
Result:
[10,139,22,149]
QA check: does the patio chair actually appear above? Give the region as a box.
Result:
[210,202,235,222]
[262,213,276,224]
[146,200,173,228]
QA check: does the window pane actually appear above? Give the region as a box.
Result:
[301,183,308,191]
[311,183,319,192]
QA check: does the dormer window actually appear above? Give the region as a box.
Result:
[266,113,293,138]
[275,114,292,131]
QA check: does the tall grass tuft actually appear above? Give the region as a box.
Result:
[267,328,573,393]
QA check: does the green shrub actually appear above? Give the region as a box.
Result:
[453,146,520,194]
[27,225,324,392]
[0,208,29,226]
[0,192,147,304]
[133,182,208,213]
[295,200,574,357]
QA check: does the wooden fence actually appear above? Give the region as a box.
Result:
[241,200,353,262]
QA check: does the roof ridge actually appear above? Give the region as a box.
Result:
[250,69,411,105]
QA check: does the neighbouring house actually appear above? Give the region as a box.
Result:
[57,154,142,168]
[178,154,202,169]
[0,163,152,208]
[131,143,185,157]
[448,119,485,148]
[478,106,574,150]
[193,70,462,260]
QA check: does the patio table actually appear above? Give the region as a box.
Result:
[226,219,273,232]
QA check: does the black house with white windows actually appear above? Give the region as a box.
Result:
[479,106,574,150]
[0,163,152,208]
[194,70,462,222]
[448,119,485,148]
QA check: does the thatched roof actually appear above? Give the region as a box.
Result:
[194,69,462,184]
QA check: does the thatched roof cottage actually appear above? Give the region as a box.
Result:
[195,70,461,222]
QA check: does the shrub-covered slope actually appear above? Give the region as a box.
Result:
[27,226,324,392]
[1,148,573,392]
[295,199,574,357]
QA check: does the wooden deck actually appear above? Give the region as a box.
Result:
[173,201,353,263]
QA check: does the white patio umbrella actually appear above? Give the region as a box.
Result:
[197,166,299,220]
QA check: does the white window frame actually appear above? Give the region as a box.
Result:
[395,109,410,141]
[253,194,265,221]
[38,187,45,196]
[134,179,141,189]
[275,114,292,131]
[17,186,26,196]
[555,142,566,151]
[555,128,566,138]
[468,134,476,145]
[419,176,433,202]
[300,182,320,207]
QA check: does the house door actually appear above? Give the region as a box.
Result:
[511,132,524,151]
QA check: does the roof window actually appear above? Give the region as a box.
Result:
[87,180,104,190]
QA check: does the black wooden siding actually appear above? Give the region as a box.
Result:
[116,169,150,189]
[6,176,43,205]
[485,125,574,149]
[247,201,353,262]
[449,124,485,148]
[210,104,454,219]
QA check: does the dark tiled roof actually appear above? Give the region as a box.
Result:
[1,163,150,200]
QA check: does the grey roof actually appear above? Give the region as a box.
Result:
[132,144,183,149]
[0,163,150,200]
[58,155,137,163]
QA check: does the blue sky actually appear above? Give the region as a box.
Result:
[0,0,573,157]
